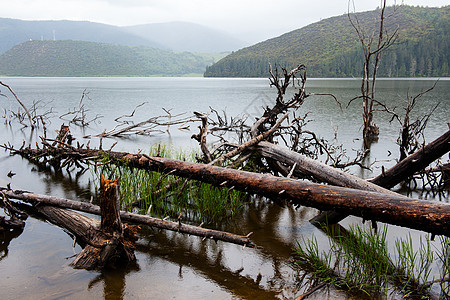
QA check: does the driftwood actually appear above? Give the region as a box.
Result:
[256,141,398,195]
[0,187,256,248]
[5,146,449,236]
[30,175,138,269]
[256,130,450,224]
[310,130,450,223]
[371,129,450,188]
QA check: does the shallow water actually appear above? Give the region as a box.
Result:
[0,77,448,299]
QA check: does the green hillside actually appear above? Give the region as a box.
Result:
[204,5,449,78]
[0,40,225,76]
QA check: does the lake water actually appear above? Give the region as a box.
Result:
[0,77,448,299]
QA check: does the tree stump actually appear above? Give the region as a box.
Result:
[36,174,138,270]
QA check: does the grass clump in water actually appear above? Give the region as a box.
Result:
[94,144,246,224]
[294,224,449,298]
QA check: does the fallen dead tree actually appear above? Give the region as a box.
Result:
[0,187,256,248]
[21,174,138,269]
[4,145,449,236]
[256,130,450,224]
[256,141,398,195]
[371,129,450,189]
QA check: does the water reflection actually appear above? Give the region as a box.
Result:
[0,77,448,299]
[88,264,139,300]
[0,226,24,262]
[135,227,281,299]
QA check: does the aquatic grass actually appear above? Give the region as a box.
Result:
[436,236,450,299]
[92,144,246,224]
[294,224,446,298]
[295,236,337,285]
[394,234,434,296]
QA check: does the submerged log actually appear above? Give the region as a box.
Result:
[1,187,255,248]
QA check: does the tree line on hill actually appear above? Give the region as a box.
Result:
[205,5,449,78]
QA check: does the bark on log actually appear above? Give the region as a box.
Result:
[256,141,399,196]
[17,149,447,236]
[31,175,137,269]
[370,129,450,188]
[1,188,255,248]
[4,142,450,236]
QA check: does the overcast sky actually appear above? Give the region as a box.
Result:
[2,0,448,43]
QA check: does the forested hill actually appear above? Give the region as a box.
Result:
[0,40,224,77]
[204,5,449,78]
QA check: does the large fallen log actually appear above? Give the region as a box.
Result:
[0,187,255,248]
[256,132,450,224]
[4,145,450,236]
[118,154,449,236]
[256,141,399,196]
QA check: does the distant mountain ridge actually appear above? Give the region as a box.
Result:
[0,40,224,76]
[124,22,246,53]
[0,18,244,54]
[204,5,449,78]
[0,18,162,54]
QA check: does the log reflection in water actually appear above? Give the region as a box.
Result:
[0,226,24,262]
[88,264,139,299]
[133,198,326,299]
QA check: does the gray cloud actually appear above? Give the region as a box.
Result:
[3,0,448,43]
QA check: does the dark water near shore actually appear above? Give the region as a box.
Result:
[0,77,448,299]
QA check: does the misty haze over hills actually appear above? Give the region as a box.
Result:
[0,5,448,78]
[0,18,247,54]
[123,22,246,53]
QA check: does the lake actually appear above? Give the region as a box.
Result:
[0,77,449,299]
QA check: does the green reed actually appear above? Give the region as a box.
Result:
[93,144,245,224]
[294,224,449,298]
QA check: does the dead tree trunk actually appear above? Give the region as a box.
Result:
[370,129,450,188]
[10,148,448,236]
[32,175,137,269]
[1,188,255,248]
[257,130,450,224]
[256,141,399,196]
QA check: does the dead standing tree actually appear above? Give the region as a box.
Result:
[348,0,399,147]
[0,81,34,128]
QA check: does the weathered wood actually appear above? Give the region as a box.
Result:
[256,141,399,196]
[1,188,255,248]
[36,205,105,247]
[35,205,133,269]
[99,174,122,234]
[370,129,450,188]
[4,144,450,236]
[30,175,137,269]
[210,112,289,165]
